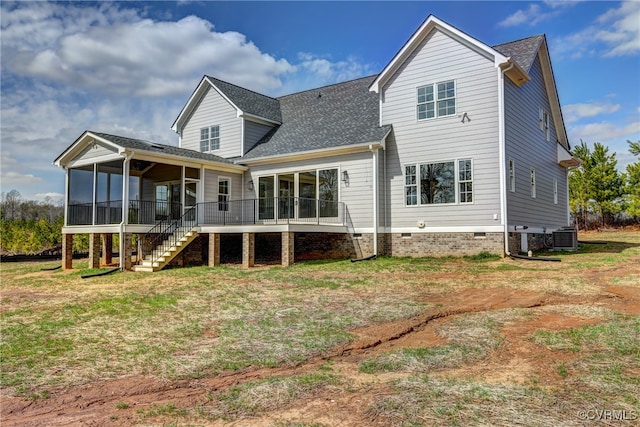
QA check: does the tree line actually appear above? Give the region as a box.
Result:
[569,140,640,229]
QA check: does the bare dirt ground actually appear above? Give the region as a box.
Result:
[2,259,639,426]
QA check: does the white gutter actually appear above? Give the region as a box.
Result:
[498,63,514,256]
[119,151,133,270]
[370,145,379,256]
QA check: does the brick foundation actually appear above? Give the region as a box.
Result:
[101,233,113,265]
[384,232,504,257]
[242,233,255,268]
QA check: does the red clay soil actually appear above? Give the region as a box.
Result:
[2,282,638,426]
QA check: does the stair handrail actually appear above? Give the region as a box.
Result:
[142,205,198,264]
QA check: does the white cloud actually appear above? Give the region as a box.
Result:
[1,2,376,200]
[563,102,621,123]
[34,192,65,203]
[552,1,640,58]
[568,120,640,144]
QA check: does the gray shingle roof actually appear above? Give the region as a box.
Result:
[493,35,544,73]
[206,76,282,123]
[92,132,234,164]
[243,75,391,159]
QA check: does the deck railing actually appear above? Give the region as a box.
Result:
[67,198,345,227]
[198,197,344,226]
[67,200,182,226]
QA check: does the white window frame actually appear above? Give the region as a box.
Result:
[553,178,558,204]
[458,159,473,204]
[417,80,456,121]
[404,165,418,206]
[530,168,536,199]
[200,125,220,152]
[509,158,516,192]
[403,158,472,206]
[218,177,230,211]
[539,108,550,142]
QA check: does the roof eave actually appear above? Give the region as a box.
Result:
[53,131,125,168]
[501,59,531,87]
[240,140,387,166]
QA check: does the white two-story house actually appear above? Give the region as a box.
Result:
[54,15,579,271]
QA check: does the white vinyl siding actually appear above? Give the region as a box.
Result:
[204,170,242,204]
[181,86,242,158]
[244,120,274,155]
[504,55,569,229]
[381,29,500,228]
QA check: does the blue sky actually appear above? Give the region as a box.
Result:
[1,1,639,201]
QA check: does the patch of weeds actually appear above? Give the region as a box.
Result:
[115,401,129,409]
[531,316,640,407]
[137,403,186,419]
[208,373,340,420]
[557,363,569,378]
[367,375,568,426]
[273,421,329,427]
[465,251,500,262]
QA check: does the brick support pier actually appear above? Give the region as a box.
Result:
[101,233,113,265]
[89,233,101,268]
[62,233,74,270]
[208,233,220,267]
[282,231,294,266]
[242,232,255,268]
[122,233,133,270]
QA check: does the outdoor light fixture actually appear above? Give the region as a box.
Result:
[341,170,349,185]
[248,180,254,191]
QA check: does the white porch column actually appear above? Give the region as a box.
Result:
[92,163,97,225]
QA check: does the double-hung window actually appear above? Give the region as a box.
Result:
[200,125,220,152]
[417,80,456,120]
[404,159,472,206]
[218,178,229,211]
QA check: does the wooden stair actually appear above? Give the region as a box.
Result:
[133,227,199,272]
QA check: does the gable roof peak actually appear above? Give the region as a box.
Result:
[493,34,545,73]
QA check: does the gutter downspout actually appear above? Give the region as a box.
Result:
[370,145,379,256]
[119,152,133,271]
[498,61,514,256]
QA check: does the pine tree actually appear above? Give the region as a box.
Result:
[569,141,592,229]
[589,143,623,227]
[626,140,640,220]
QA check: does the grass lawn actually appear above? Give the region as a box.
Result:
[1,230,639,426]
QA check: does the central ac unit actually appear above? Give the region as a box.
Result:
[552,227,578,251]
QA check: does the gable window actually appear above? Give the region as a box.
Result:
[530,168,536,198]
[539,108,550,141]
[404,159,471,206]
[218,177,230,211]
[200,125,220,152]
[553,178,558,204]
[509,158,516,192]
[417,80,455,120]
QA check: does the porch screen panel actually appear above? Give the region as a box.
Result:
[258,176,274,220]
[68,167,93,225]
[318,169,338,218]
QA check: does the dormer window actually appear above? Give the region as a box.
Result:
[417,80,456,120]
[200,125,220,152]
